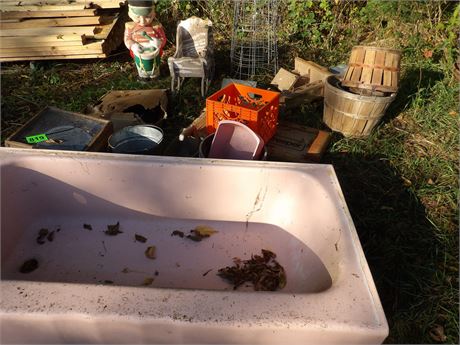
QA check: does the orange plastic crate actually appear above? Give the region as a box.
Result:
[206,83,280,143]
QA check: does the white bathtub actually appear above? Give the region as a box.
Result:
[0,148,388,344]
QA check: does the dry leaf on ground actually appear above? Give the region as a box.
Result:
[429,324,447,342]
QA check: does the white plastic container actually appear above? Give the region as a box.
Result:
[0,148,388,344]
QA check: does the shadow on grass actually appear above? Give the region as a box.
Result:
[382,67,444,124]
[323,152,450,343]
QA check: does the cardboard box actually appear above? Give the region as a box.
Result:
[87,89,168,132]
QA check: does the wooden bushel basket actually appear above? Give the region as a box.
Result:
[342,46,401,93]
[323,76,396,137]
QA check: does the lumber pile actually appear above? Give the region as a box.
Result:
[0,0,128,62]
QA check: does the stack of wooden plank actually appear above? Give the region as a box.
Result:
[0,0,128,62]
[271,58,333,110]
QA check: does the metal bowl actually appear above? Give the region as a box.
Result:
[108,125,164,155]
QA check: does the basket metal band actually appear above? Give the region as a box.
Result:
[347,63,399,71]
[324,101,386,120]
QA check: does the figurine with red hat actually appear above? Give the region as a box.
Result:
[124,0,167,81]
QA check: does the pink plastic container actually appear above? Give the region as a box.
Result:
[209,120,264,160]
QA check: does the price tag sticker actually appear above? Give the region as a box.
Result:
[26,134,48,144]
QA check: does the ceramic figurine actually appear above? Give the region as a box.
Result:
[124,0,166,81]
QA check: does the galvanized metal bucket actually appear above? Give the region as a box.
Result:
[108,125,164,155]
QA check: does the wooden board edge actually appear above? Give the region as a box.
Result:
[1,53,107,62]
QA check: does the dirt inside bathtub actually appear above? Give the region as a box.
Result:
[19,222,287,291]
[217,249,287,291]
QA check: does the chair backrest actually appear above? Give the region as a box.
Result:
[176,16,212,58]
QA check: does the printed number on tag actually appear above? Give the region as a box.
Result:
[26,134,48,144]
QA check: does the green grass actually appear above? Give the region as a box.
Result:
[0,1,458,343]
[322,75,459,343]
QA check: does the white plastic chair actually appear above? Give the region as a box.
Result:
[168,16,214,97]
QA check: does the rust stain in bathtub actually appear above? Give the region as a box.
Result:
[76,160,90,175]
[334,228,342,251]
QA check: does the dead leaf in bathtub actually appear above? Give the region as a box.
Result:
[47,231,55,242]
[186,233,204,242]
[186,225,218,242]
[194,225,218,237]
[122,267,149,274]
[261,249,276,260]
[104,222,123,236]
[38,228,49,237]
[145,246,156,259]
[19,258,39,273]
[171,230,184,238]
[36,228,48,244]
[135,234,147,243]
[278,271,287,289]
[142,277,154,286]
[36,237,46,245]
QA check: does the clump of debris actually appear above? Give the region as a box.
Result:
[104,221,123,236]
[217,249,286,291]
